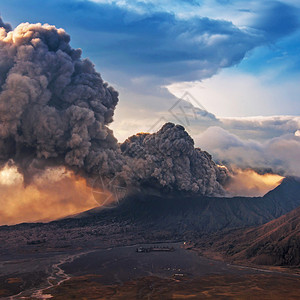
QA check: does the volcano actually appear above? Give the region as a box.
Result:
[70,176,300,233]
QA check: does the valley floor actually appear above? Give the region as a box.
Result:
[1,242,300,299]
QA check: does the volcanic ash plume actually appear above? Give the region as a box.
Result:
[0,18,122,182]
[0,18,229,203]
[120,123,229,195]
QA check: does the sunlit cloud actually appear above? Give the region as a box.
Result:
[167,69,300,118]
[225,168,284,197]
[0,165,99,225]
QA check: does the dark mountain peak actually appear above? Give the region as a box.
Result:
[264,176,300,197]
[280,176,300,184]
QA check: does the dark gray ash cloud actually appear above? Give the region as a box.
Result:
[120,123,228,195]
[0,19,122,182]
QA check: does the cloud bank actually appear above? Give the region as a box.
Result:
[196,126,300,177]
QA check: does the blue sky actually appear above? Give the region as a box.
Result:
[0,0,300,175]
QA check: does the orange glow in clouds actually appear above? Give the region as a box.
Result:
[226,168,284,197]
[0,165,99,225]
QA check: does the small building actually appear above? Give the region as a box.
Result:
[136,246,175,253]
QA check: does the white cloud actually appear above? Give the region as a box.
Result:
[195,126,300,176]
[167,69,300,118]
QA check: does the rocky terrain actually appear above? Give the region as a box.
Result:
[46,273,300,300]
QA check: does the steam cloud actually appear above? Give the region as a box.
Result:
[0,19,228,197]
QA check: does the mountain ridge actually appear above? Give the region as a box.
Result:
[195,203,300,266]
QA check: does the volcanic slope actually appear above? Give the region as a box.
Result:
[73,176,300,233]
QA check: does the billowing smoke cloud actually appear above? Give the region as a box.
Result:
[120,123,228,195]
[0,18,123,183]
[0,19,228,199]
